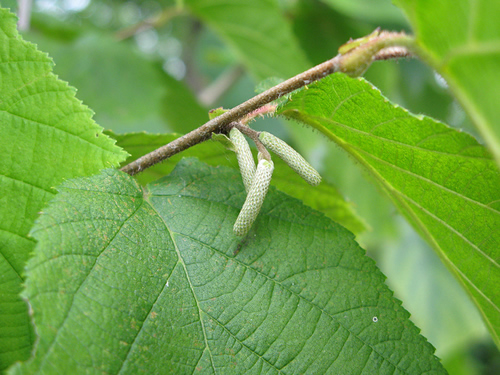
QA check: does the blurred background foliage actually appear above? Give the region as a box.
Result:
[5,0,499,373]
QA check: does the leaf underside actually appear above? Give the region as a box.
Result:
[10,160,445,374]
[278,73,500,346]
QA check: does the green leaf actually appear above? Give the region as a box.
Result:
[107,131,366,235]
[393,0,500,166]
[320,0,406,24]
[184,0,310,80]
[208,107,229,120]
[378,226,489,358]
[10,160,445,374]
[0,8,127,371]
[278,73,500,346]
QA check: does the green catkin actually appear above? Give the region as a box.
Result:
[230,128,256,192]
[258,131,321,186]
[233,159,274,236]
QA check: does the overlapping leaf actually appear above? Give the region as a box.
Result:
[10,159,445,374]
[108,131,366,234]
[394,0,500,166]
[0,9,127,370]
[278,73,500,345]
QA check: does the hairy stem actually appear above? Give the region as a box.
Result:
[121,56,341,175]
[120,30,415,176]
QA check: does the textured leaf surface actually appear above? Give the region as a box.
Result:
[108,131,366,234]
[278,73,500,345]
[394,0,500,166]
[0,9,127,370]
[185,0,310,80]
[11,160,445,374]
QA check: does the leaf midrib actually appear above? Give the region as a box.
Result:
[306,119,500,302]
[287,111,489,161]
[282,112,498,211]
[1,108,117,155]
[163,225,217,374]
[31,199,145,375]
[116,261,179,375]
[352,145,499,217]
[167,230,413,374]
[381,175,500,308]
[281,101,500,322]
[326,139,500,320]
[293,110,500,265]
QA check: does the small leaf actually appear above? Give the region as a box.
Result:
[278,73,500,346]
[208,107,230,120]
[338,28,381,55]
[211,132,235,151]
[0,9,127,371]
[10,160,445,374]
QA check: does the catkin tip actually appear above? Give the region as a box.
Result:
[259,132,321,186]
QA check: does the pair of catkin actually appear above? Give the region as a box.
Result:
[230,128,321,236]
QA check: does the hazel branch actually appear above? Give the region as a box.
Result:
[120,30,416,176]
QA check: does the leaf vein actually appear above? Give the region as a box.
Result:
[32,200,146,374]
[174,233,411,373]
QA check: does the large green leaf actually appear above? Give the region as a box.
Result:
[0,9,127,371]
[393,0,500,166]
[10,159,445,374]
[323,146,490,361]
[278,73,500,346]
[184,0,310,80]
[107,131,366,235]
